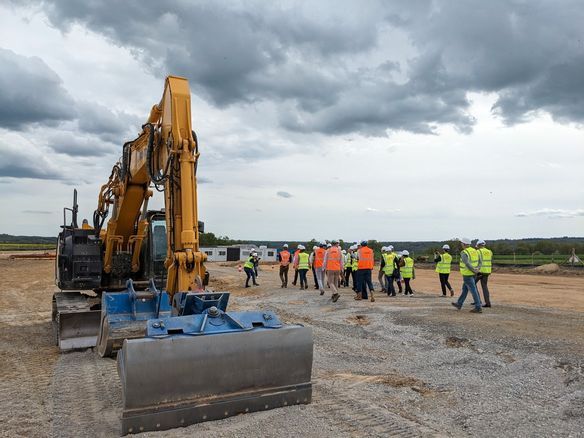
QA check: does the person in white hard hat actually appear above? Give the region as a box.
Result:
[452,237,483,313]
[309,245,320,290]
[278,244,291,288]
[293,245,311,289]
[434,244,455,296]
[474,240,492,307]
[400,250,415,295]
[243,251,259,287]
[291,245,302,286]
[378,247,388,292]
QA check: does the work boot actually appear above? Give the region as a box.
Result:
[332,293,340,303]
[451,302,461,310]
[319,290,325,296]
[370,296,375,302]
[450,289,454,297]
[354,295,362,300]
[483,303,491,308]
[470,308,483,313]
[245,285,250,288]
[253,282,260,286]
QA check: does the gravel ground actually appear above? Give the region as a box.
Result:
[1,259,583,437]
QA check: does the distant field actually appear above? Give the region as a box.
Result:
[0,243,55,251]
[423,253,580,267]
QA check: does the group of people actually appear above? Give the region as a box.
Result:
[269,237,493,312]
[242,238,493,312]
[274,240,416,303]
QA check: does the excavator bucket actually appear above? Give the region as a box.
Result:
[117,306,313,435]
[52,291,101,350]
[97,279,172,357]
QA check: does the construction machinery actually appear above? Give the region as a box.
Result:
[55,76,313,434]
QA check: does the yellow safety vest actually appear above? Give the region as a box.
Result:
[479,247,492,274]
[435,252,452,274]
[459,247,479,276]
[243,256,254,269]
[297,252,310,270]
[344,253,352,268]
[401,257,414,279]
[383,253,396,275]
[351,254,359,271]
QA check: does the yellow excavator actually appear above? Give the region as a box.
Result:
[54,76,313,434]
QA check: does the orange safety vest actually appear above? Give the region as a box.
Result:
[279,250,291,267]
[325,246,342,271]
[314,247,326,268]
[357,247,374,269]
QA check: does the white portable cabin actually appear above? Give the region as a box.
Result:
[200,245,278,262]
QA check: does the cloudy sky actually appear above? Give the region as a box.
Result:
[0,1,582,241]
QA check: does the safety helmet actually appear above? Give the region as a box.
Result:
[283,243,289,248]
[460,237,471,245]
[402,250,409,256]
[387,245,394,251]
[297,244,305,250]
[442,244,450,250]
[360,240,367,246]
[477,239,486,246]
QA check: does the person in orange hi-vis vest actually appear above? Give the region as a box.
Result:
[311,241,327,294]
[278,244,291,288]
[291,246,301,286]
[357,240,375,302]
[324,240,343,303]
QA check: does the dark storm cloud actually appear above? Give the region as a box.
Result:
[46,132,118,157]
[0,48,76,129]
[76,102,142,144]
[17,0,584,136]
[0,144,64,180]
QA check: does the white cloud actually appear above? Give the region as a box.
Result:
[515,209,584,219]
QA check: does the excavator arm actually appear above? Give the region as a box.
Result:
[93,76,206,298]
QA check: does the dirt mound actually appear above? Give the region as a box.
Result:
[532,263,560,274]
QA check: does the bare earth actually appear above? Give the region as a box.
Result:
[1,258,583,437]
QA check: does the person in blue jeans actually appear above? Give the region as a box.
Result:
[452,237,483,313]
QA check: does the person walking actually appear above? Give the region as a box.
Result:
[343,247,353,288]
[324,240,343,302]
[475,240,493,307]
[435,244,455,297]
[400,250,415,296]
[357,241,375,302]
[378,247,387,292]
[383,247,397,296]
[313,242,327,295]
[452,237,483,313]
[291,246,301,286]
[393,248,404,294]
[294,245,310,290]
[252,251,261,277]
[351,244,359,294]
[309,245,320,289]
[278,244,291,288]
[243,251,259,287]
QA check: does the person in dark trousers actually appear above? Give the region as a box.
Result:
[400,250,415,295]
[243,251,259,287]
[293,245,310,290]
[452,237,483,313]
[356,241,375,302]
[253,252,261,277]
[278,244,291,288]
[434,244,455,297]
[475,240,493,307]
[291,246,301,286]
[309,245,320,289]
[382,246,397,296]
[392,248,403,294]
[343,248,353,287]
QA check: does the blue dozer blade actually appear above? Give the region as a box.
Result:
[96,279,172,357]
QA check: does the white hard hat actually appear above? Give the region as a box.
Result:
[341,249,347,254]
[320,240,327,246]
[327,243,332,248]
[402,250,409,256]
[283,243,288,248]
[381,246,387,252]
[442,244,450,250]
[297,244,305,250]
[387,245,394,251]
[460,237,471,245]
[313,245,318,250]
[477,239,486,246]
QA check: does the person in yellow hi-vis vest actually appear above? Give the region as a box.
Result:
[475,240,492,307]
[400,250,415,296]
[434,244,454,297]
[452,237,482,313]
